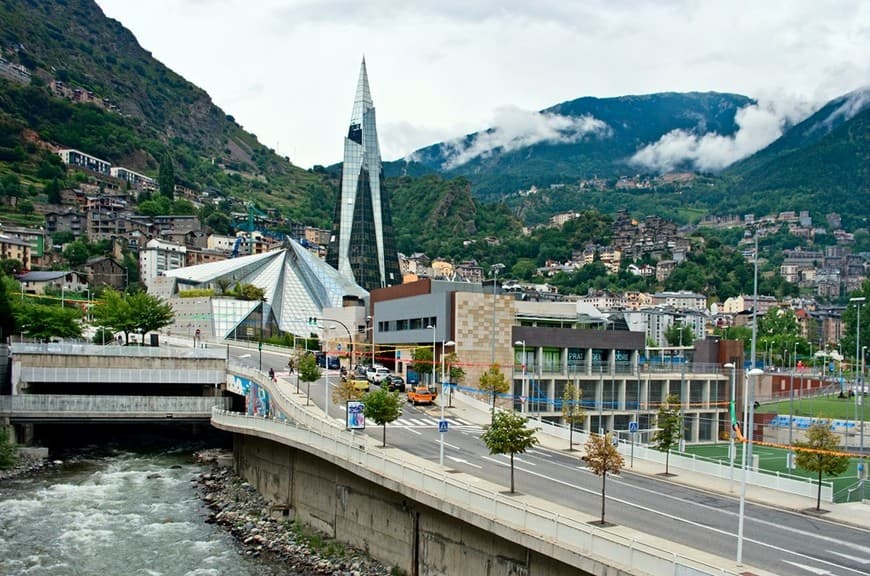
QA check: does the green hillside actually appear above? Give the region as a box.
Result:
[0,0,335,226]
[387,92,753,200]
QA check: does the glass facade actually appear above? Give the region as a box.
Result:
[326,59,401,291]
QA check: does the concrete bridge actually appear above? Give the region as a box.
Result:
[1,343,232,442]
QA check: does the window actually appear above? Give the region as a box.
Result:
[542,348,561,373]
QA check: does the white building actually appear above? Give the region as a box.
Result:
[140,238,187,285]
[652,290,707,312]
[624,307,706,347]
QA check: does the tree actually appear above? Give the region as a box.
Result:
[127,291,175,338]
[584,432,625,525]
[652,394,682,475]
[62,241,90,268]
[362,387,402,447]
[158,151,175,200]
[0,427,16,469]
[17,199,34,216]
[479,363,510,420]
[0,273,18,338]
[562,383,586,451]
[45,177,62,204]
[332,377,364,405]
[480,410,539,493]
[409,346,433,382]
[89,289,173,344]
[13,302,83,341]
[664,322,695,348]
[297,353,321,406]
[793,422,850,511]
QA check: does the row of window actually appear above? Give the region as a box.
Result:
[379,317,437,332]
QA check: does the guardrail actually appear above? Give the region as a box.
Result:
[221,366,752,576]
[10,342,226,359]
[0,394,231,415]
[18,366,225,385]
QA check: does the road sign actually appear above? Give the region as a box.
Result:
[629,421,638,434]
[438,420,448,433]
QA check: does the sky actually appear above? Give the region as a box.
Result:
[95,0,869,171]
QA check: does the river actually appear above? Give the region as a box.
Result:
[0,451,291,576]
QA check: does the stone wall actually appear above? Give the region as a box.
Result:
[233,434,596,576]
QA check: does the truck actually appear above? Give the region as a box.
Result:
[407,385,437,406]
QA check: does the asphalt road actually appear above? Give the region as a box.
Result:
[235,347,870,576]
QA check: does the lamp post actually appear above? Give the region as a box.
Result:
[747,232,759,466]
[440,339,455,465]
[789,341,797,447]
[738,367,764,565]
[367,314,375,366]
[724,362,736,488]
[515,340,527,414]
[427,324,436,388]
[849,297,865,458]
[490,263,504,365]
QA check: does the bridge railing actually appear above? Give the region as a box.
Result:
[10,342,226,359]
[1,394,231,415]
[219,366,751,576]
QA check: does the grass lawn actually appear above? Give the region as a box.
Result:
[684,442,865,502]
[757,393,867,421]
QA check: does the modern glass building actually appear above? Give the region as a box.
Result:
[326,58,401,292]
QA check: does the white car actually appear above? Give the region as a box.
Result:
[366,366,390,383]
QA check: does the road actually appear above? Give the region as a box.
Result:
[233,346,870,576]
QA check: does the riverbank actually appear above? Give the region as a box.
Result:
[194,450,394,576]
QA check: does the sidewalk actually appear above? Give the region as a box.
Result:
[436,391,870,531]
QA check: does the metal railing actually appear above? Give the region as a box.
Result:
[1,394,231,416]
[19,366,225,385]
[220,366,753,576]
[10,342,226,359]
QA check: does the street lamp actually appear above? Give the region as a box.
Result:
[515,340,527,415]
[490,263,504,365]
[738,367,764,565]
[789,341,797,447]
[724,362,736,488]
[427,324,436,388]
[849,297,865,460]
[367,314,375,366]
[440,339,455,466]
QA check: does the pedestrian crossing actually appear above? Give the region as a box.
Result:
[390,417,476,429]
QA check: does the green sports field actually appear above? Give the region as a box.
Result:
[684,442,866,502]
[757,393,868,421]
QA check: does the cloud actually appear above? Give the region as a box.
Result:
[436,107,610,169]
[823,86,870,127]
[630,98,816,173]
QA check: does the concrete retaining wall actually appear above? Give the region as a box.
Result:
[233,434,593,576]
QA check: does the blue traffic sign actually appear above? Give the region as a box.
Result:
[629,421,639,433]
[438,420,449,433]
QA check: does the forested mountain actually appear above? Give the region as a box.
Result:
[386,92,753,200]
[717,89,869,221]
[0,0,335,225]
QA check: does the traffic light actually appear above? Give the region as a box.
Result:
[307,317,318,325]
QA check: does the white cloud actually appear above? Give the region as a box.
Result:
[438,108,610,169]
[630,98,817,173]
[95,0,870,168]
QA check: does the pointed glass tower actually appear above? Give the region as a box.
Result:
[327,58,401,291]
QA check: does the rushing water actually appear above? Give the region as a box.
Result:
[0,452,287,576]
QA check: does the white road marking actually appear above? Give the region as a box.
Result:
[448,456,482,469]
[781,560,832,575]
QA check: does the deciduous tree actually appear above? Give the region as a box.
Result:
[653,394,682,475]
[297,353,321,406]
[794,422,850,510]
[479,363,510,421]
[584,432,625,525]
[362,387,402,447]
[480,410,539,493]
[562,383,585,451]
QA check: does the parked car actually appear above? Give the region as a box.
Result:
[384,374,405,392]
[407,385,437,405]
[366,366,390,383]
[351,378,370,393]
